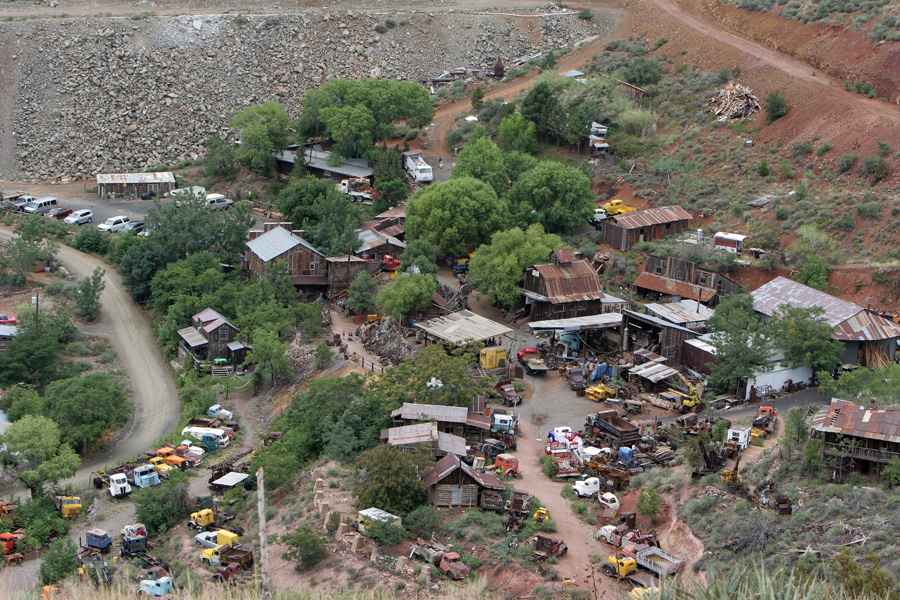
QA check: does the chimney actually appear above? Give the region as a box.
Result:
[277,222,293,232]
[248,230,263,241]
[263,222,277,232]
[293,230,306,240]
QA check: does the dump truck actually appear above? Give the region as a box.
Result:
[410,538,470,579]
[600,199,637,215]
[549,447,580,478]
[201,545,254,568]
[584,410,641,449]
[517,348,551,376]
[530,534,567,560]
[634,546,682,576]
[49,493,81,518]
[337,178,376,202]
[403,151,433,183]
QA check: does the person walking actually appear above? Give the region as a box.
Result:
[438,157,443,170]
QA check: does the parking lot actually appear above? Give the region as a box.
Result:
[2,180,162,226]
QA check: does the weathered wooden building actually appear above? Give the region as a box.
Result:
[621,309,698,366]
[602,206,693,251]
[810,399,900,479]
[422,453,505,507]
[246,223,327,300]
[390,402,490,443]
[96,172,176,200]
[325,255,378,300]
[633,255,741,305]
[355,216,407,262]
[177,308,249,370]
[522,249,626,320]
[380,422,467,460]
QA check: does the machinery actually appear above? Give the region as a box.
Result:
[517,348,551,376]
[532,507,550,524]
[337,178,376,202]
[721,454,743,492]
[188,509,243,535]
[585,383,618,403]
[667,374,702,413]
[600,199,637,215]
[381,255,402,272]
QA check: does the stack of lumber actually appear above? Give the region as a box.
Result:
[706,83,760,120]
[864,342,891,369]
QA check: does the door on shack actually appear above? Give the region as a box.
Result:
[450,486,463,505]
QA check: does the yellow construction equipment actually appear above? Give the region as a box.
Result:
[479,346,508,370]
[721,454,742,491]
[667,374,701,413]
[532,507,550,524]
[585,383,618,403]
[600,199,637,216]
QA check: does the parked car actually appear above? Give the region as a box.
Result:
[64,209,93,225]
[8,195,37,211]
[44,206,73,220]
[121,221,145,234]
[0,314,16,325]
[97,215,130,233]
[23,197,58,214]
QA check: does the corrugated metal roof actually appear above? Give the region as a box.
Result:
[356,229,390,253]
[811,399,900,443]
[624,310,700,335]
[325,254,368,263]
[684,337,718,355]
[632,272,717,303]
[531,259,606,303]
[226,341,250,351]
[415,310,512,344]
[177,326,207,348]
[714,232,748,242]
[422,454,505,489]
[386,422,437,445]
[752,276,859,326]
[634,349,667,363]
[628,361,680,383]
[611,206,692,229]
[466,413,491,430]
[436,432,466,456]
[645,300,714,325]
[528,313,623,332]
[832,309,900,342]
[375,205,406,219]
[194,308,226,324]
[96,172,175,184]
[278,149,374,179]
[211,472,249,487]
[246,226,323,263]
[395,403,468,424]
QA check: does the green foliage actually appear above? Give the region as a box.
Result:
[72,226,112,255]
[354,445,429,516]
[816,141,833,156]
[789,225,842,266]
[541,454,557,479]
[764,90,787,124]
[782,407,810,461]
[608,133,661,158]
[860,155,889,183]
[304,187,364,256]
[471,86,485,111]
[636,486,662,521]
[406,177,508,257]
[250,444,302,490]
[0,415,81,498]
[882,456,900,487]
[73,266,106,321]
[828,548,895,600]
[244,328,292,380]
[758,159,771,176]
[43,373,131,455]
[521,81,555,137]
[229,101,292,176]
[768,305,844,375]
[497,113,538,155]
[837,153,857,174]
[623,57,662,85]
[615,108,657,137]
[452,135,511,196]
[280,525,329,569]
[707,294,773,393]
[877,140,891,156]
[405,505,442,538]
[276,175,335,226]
[201,134,237,180]
[39,538,80,585]
[348,271,380,314]
[315,342,334,369]
[4,217,59,285]
[0,319,65,387]
[507,161,594,234]
[376,274,437,320]
[817,364,900,407]
[791,141,812,158]
[133,469,191,534]
[795,255,829,291]
[578,9,594,19]
[468,224,565,307]
[3,387,43,421]
[398,239,439,277]
[366,519,406,546]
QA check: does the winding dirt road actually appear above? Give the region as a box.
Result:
[0,226,180,487]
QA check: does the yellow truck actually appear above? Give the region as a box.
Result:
[50,493,81,519]
[600,199,637,216]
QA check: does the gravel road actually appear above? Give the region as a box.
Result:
[0,225,180,486]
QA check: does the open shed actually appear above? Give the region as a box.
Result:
[415,310,511,346]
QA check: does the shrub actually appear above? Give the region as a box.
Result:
[314,342,334,369]
[367,519,405,546]
[877,140,891,157]
[758,159,771,176]
[815,142,833,156]
[624,57,662,85]
[405,505,442,538]
[578,9,593,19]
[280,525,328,570]
[40,538,80,585]
[72,226,111,254]
[857,202,880,219]
[791,141,812,158]
[861,156,890,183]
[836,153,857,174]
[134,470,191,534]
[775,207,788,221]
[541,454,557,479]
[764,90,787,124]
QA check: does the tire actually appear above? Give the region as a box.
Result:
[601,565,615,577]
[506,469,516,478]
[93,477,103,489]
[560,547,567,557]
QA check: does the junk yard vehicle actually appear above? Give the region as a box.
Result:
[195,529,240,550]
[337,178,376,202]
[602,546,682,585]
[49,493,81,518]
[752,406,778,433]
[201,545,254,568]
[138,576,174,596]
[91,471,132,499]
[564,366,586,391]
[530,534,567,560]
[188,509,244,535]
[600,199,637,216]
[589,208,609,229]
[494,454,519,477]
[597,524,657,547]
[403,151,433,183]
[480,490,504,512]
[503,490,533,532]
[518,348,551,376]
[132,465,161,489]
[491,381,522,407]
[0,530,28,554]
[586,382,618,403]
[584,410,641,449]
[410,538,470,579]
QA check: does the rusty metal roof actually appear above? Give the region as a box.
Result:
[629,361,680,383]
[634,349,667,363]
[811,399,900,444]
[632,272,717,303]
[752,276,900,341]
[610,206,692,229]
[422,454,505,489]
[645,300,714,325]
[437,432,466,456]
[393,403,469,424]
[96,172,175,184]
[530,259,606,303]
[528,313,623,332]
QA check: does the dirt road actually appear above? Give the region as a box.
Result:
[0,226,180,487]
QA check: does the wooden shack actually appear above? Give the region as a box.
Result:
[246,223,327,299]
[602,206,692,251]
[422,454,505,507]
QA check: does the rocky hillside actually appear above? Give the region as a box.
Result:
[0,8,606,180]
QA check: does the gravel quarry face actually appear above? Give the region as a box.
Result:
[0,5,616,181]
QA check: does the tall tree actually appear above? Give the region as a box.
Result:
[782,407,809,460]
[507,161,594,233]
[73,267,106,321]
[452,136,510,196]
[229,101,292,176]
[795,255,829,291]
[354,445,430,516]
[706,293,774,393]
[521,81,555,136]
[376,274,436,320]
[406,177,508,257]
[468,224,565,307]
[276,175,334,226]
[398,239,438,276]
[244,328,292,381]
[818,364,900,406]
[497,113,538,155]
[304,189,363,257]
[5,216,58,286]
[0,415,81,499]
[768,305,844,376]
[347,271,379,314]
[43,373,132,455]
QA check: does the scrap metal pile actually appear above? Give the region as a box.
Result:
[705,83,760,121]
[358,319,417,366]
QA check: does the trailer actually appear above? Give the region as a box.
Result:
[635,546,682,576]
[517,348,551,376]
[584,411,641,448]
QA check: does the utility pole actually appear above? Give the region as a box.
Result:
[33,289,39,341]
[256,468,270,594]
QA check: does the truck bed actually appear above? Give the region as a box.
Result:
[636,546,682,576]
[520,357,550,374]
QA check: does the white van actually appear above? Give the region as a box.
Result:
[23,197,58,214]
[181,427,230,448]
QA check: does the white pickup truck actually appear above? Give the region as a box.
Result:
[204,193,234,211]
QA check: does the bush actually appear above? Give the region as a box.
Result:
[405,505,442,538]
[861,156,890,183]
[775,207,789,220]
[314,342,334,369]
[623,57,662,85]
[877,140,891,156]
[280,525,329,570]
[134,470,191,534]
[791,141,812,158]
[541,454,557,479]
[40,538,80,585]
[758,160,771,176]
[816,142,833,156]
[72,226,111,254]
[764,90,787,124]
[367,519,405,546]
[578,9,593,19]
[836,153,857,174]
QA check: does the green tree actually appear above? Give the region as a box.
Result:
[818,364,900,406]
[503,151,540,184]
[636,486,662,522]
[521,81,554,136]
[377,274,437,320]
[134,469,191,534]
[828,548,895,600]
[795,255,829,291]
[497,113,538,155]
[803,438,824,473]
[315,342,334,369]
[73,266,106,321]
[354,445,429,516]
[404,505,442,538]
[280,525,329,570]
[322,395,387,462]
[372,178,409,212]
[366,519,405,546]
[468,224,565,307]
[768,305,844,376]
[789,224,842,266]
[706,293,773,393]
[471,86,485,111]
[882,456,900,487]
[304,189,363,256]
[0,415,81,499]
[623,57,662,85]
[244,328,292,380]
[347,271,379,314]
[452,136,511,196]
[398,238,438,276]
[250,445,302,490]
[229,101,292,175]
[507,161,594,234]
[39,538,80,585]
[782,407,809,461]
[276,175,334,226]
[43,373,132,455]
[201,134,237,180]
[3,387,43,421]
[406,177,508,257]
[4,217,59,286]
[72,226,112,255]
[0,314,65,387]
[371,146,405,184]
[764,90,787,125]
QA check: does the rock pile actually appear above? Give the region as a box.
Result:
[0,7,602,180]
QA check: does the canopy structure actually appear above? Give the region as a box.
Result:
[528,313,623,332]
[415,310,511,344]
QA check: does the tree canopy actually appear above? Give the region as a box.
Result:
[468,224,565,307]
[507,161,595,234]
[43,373,132,455]
[376,273,437,320]
[347,271,379,314]
[768,305,844,375]
[706,293,773,393]
[451,135,510,196]
[406,177,508,257]
[818,364,900,406]
[0,415,81,499]
[497,113,538,155]
[354,445,430,516]
[398,239,438,276]
[229,101,292,175]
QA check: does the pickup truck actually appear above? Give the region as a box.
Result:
[204,194,234,211]
[589,208,609,229]
[491,381,522,407]
[530,534,567,560]
[195,529,241,549]
[517,348,550,376]
[410,539,470,579]
[201,545,253,568]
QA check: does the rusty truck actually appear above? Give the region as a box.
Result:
[410,538,470,579]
